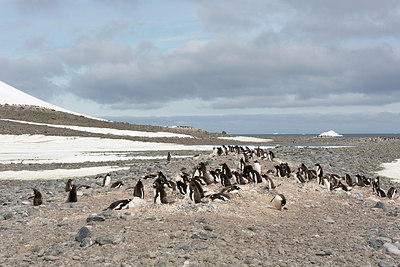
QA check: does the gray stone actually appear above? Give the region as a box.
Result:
[75,226,92,242]
[207,233,217,238]
[323,248,333,255]
[196,216,206,223]
[80,237,93,248]
[378,260,395,267]
[316,250,326,256]
[247,226,257,232]
[100,210,120,219]
[86,214,106,223]
[354,192,364,200]
[191,233,208,240]
[95,236,112,246]
[2,211,13,220]
[373,202,388,211]
[112,235,126,245]
[46,244,63,256]
[383,242,400,255]
[203,225,213,231]
[369,239,384,250]
[44,256,59,261]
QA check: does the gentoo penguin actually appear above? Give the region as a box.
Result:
[188,180,202,203]
[345,174,353,187]
[254,160,261,175]
[30,189,42,206]
[372,177,380,193]
[104,199,132,210]
[111,181,124,189]
[267,151,275,161]
[322,177,332,192]
[220,184,240,194]
[270,194,286,211]
[167,152,171,162]
[68,185,78,202]
[177,180,187,195]
[233,171,247,185]
[275,165,284,177]
[261,174,276,190]
[387,187,398,199]
[153,180,167,204]
[208,193,230,202]
[315,163,323,179]
[220,173,232,187]
[133,180,144,199]
[65,179,73,192]
[294,171,305,183]
[376,187,386,198]
[103,172,112,187]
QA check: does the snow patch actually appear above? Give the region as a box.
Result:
[1,119,194,138]
[376,159,400,183]
[218,136,273,143]
[318,130,343,137]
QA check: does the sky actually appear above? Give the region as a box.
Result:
[1,0,400,134]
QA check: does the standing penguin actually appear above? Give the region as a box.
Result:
[103,172,111,187]
[133,180,144,199]
[65,179,73,192]
[270,194,286,211]
[68,185,78,202]
[30,189,43,206]
[254,160,261,175]
[153,180,167,204]
[167,152,171,162]
[188,180,202,203]
[387,187,398,199]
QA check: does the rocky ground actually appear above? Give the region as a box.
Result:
[1,137,400,266]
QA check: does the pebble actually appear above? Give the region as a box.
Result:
[203,225,213,231]
[112,235,126,245]
[372,202,388,211]
[191,233,208,240]
[86,214,106,223]
[75,226,92,242]
[383,242,400,255]
[43,255,59,261]
[378,260,396,267]
[95,236,112,246]
[2,211,13,220]
[80,237,93,248]
[100,210,120,219]
[196,216,206,223]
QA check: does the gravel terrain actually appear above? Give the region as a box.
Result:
[1,139,400,266]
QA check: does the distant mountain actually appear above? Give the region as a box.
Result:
[0,80,93,118]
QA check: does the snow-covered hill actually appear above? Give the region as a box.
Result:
[0,80,93,118]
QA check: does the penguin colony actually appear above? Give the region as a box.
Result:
[28,145,398,213]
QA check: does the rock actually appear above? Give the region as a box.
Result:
[44,255,59,261]
[2,211,13,220]
[354,192,363,200]
[203,225,213,231]
[372,202,388,211]
[369,239,384,250]
[100,210,120,219]
[383,242,400,255]
[80,237,93,248]
[378,260,395,267]
[112,235,125,245]
[316,250,326,256]
[247,226,257,232]
[196,216,206,223]
[191,233,208,240]
[75,226,92,242]
[121,213,134,221]
[46,244,64,256]
[95,236,112,246]
[86,214,106,223]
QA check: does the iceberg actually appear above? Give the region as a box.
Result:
[318,130,343,137]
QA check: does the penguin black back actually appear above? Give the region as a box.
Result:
[65,179,73,192]
[133,180,144,199]
[68,185,78,202]
[32,189,42,206]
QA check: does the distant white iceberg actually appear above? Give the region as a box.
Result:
[318,130,343,137]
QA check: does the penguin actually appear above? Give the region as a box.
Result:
[104,199,132,210]
[261,174,276,189]
[188,180,202,203]
[65,179,73,192]
[197,162,213,185]
[372,177,380,193]
[208,193,230,202]
[322,177,332,192]
[249,169,262,183]
[387,187,398,199]
[210,170,221,184]
[335,181,348,192]
[103,172,111,187]
[220,184,240,194]
[133,180,144,199]
[177,180,187,195]
[254,160,261,174]
[68,185,78,202]
[167,152,171,162]
[153,180,167,204]
[275,165,284,177]
[315,163,323,181]
[294,171,305,183]
[111,181,124,189]
[270,194,286,210]
[30,189,42,206]
[233,171,247,185]
[376,187,386,198]
[345,174,353,187]
[267,151,275,161]
[220,173,232,187]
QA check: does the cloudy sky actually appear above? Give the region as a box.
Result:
[1,0,400,134]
